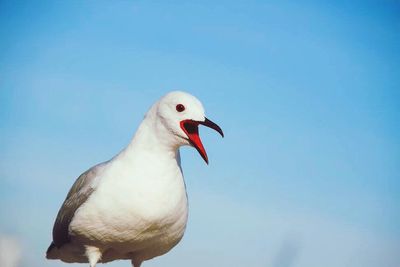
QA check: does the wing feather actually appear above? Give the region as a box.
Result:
[51,162,106,248]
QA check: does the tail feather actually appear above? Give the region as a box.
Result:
[46,242,58,259]
[45,241,88,263]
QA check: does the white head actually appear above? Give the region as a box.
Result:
[147,91,223,164]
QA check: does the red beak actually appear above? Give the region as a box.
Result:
[180,118,224,164]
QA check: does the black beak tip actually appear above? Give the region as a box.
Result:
[203,117,224,138]
[201,154,209,164]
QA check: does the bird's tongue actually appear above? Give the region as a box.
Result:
[180,121,208,163]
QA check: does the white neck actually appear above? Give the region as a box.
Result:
[118,108,182,166]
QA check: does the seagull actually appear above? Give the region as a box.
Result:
[46,91,224,267]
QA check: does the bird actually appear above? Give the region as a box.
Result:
[46,91,224,267]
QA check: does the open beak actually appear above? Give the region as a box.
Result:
[180,118,224,164]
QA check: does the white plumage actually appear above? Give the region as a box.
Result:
[46,91,223,267]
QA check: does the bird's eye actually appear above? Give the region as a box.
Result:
[176,104,185,112]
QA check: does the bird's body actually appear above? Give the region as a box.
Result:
[46,91,223,267]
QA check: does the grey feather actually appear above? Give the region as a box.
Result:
[51,162,106,248]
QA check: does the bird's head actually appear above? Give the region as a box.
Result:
[153,91,224,164]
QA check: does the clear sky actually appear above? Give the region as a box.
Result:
[0,1,399,267]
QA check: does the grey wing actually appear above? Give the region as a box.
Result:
[52,162,105,248]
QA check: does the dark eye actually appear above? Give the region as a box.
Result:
[176,104,185,112]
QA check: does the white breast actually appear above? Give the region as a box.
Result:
[69,150,188,261]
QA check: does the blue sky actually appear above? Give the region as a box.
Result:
[0,1,399,267]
